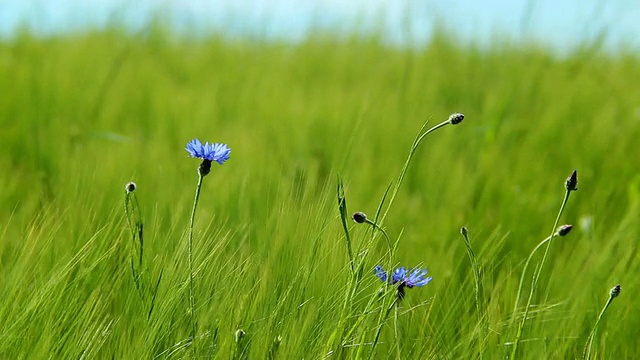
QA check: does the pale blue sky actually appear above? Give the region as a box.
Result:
[1,0,639,52]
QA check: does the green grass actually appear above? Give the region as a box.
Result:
[1,28,639,358]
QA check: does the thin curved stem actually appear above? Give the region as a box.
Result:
[511,234,554,320]
[363,218,393,256]
[188,174,203,350]
[583,285,620,359]
[511,189,570,358]
[379,119,452,227]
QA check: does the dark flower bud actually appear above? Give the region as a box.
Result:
[125,182,137,193]
[448,112,465,125]
[460,226,468,237]
[199,160,212,177]
[352,212,368,224]
[565,170,578,192]
[610,284,621,299]
[556,224,573,236]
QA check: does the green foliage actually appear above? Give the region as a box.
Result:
[0,29,638,358]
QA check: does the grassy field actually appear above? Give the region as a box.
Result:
[1,28,639,359]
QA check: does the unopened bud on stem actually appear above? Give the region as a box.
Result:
[352,212,368,224]
[125,181,137,193]
[610,284,621,299]
[448,112,465,125]
[556,224,573,236]
[565,170,578,192]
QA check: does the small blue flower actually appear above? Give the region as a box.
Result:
[374,265,432,288]
[186,139,231,165]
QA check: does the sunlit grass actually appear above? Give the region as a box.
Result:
[0,28,639,358]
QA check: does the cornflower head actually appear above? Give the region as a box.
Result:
[184,138,230,347]
[186,139,231,176]
[374,265,432,299]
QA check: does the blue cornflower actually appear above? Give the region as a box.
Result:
[374,265,432,299]
[186,139,231,165]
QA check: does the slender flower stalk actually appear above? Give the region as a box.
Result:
[124,181,145,292]
[512,225,573,320]
[378,113,464,227]
[460,226,486,359]
[185,139,230,350]
[394,304,401,359]
[511,170,578,358]
[337,180,355,275]
[124,181,143,265]
[352,211,393,255]
[583,285,621,360]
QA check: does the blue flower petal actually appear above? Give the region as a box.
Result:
[406,268,432,288]
[186,139,231,164]
[210,143,231,164]
[374,265,388,282]
[186,139,205,158]
[374,264,433,291]
[392,267,406,284]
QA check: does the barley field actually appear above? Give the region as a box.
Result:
[0,28,639,358]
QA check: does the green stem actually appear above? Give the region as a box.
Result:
[363,218,393,258]
[582,292,616,360]
[337,179,355,275]
[379,119,452,227]
[188,174,203,350]
[511,190,570,358]
[461,228,485,359]
[394,305,401,360]
[511,234,554,321]
[368,296,399,360]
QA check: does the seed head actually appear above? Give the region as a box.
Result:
[565,170,578,192]
[448,112,465,125]
[556,224,573,237]
[352,212,368,224]
[125,182,137,193]
[610,284,621,299]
